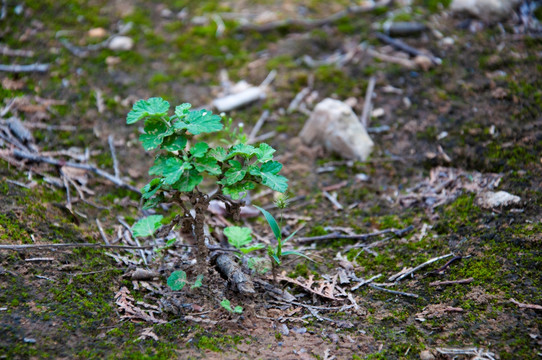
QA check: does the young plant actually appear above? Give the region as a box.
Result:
[254,204,313,280]
[167,270,204,291]
[220,299,243,314]
[223,226,264,254]
[127,97,288,275]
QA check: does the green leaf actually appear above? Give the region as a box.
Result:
[162,158,193,185]
[255,143,276,163]
[254,206,281,241]
[221,160,246,185]
[142,193,165,210]
[227,143,256,159]
[261,161,282,174]
[259,172,288,193]
[220,299,233,312]
[139,118,173,151]
[223,182,255,200]
[161,133,187,151]
[193,156,221,176]
[172,169,203,192]
[191,274,204,289]
[132,215,163,238]
[167,270,187,291]
[233,306,243,314]
[127,97,170,124]
[282,250,315,262]
[240,244,265,254]
[149,155,172,176]
[282,228,300,244]
[174,109,223,135]
[224,226,252,249]
[174,103,192,118]
[208,146,228,162]
[190,142,209,158]
[141,178,162,199]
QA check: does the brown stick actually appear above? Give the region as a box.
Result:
[238,3,382,32]
[510,298,542,311]
[429,278,473,287]
[374,32,441,65]
[296,225,414,243]
[0,63,50,73]
[13,149,140,193]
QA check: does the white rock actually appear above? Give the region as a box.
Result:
[108,36,134,51]
[450,0,521,22]
[476,190,521,209]
[299,98,374,161]
[419,350,435,360]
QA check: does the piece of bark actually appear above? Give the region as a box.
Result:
[215,253,255,294]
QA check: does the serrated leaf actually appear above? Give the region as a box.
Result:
[161,133,187,151]
[221,160,246,185]
[162,157,193,185]
[148,155,171,176]
[194,156,221,176]
[224,226,252,249]
[139,118,173,151]
[174,103,192,118]
[191,274,204,289]
[208,146,228,162]
[255,143,276,163]
[142,193,165,210]
[172,169,203,192]
[254,205,281,241]
[132,215,163,238]
[260,172,288,193]
[167,270,187,291]
[227,143,256,159]
[190,142,209,158]
[127,97,170,124]
[223,182,255,200]
[173,109,223,135]
[261,161,282,175]
[141,178,162,199]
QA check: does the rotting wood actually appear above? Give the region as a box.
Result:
[214,253,255,294]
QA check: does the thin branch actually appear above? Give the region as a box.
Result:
[368,283,419,298]
[0,63,50,73]
[429,278,473,287]
[238,3,383,32]
[96,218,110,245]
[351,274,382,291]
[247,110,269,143]
[374,32,442,65]
[323,190,343,210]
[13,149,140,193]
[394,253,454,282]
[108,135,120,179]
[510,298,542,311]
[0,45,34,57]
[296,225,414,243]
[0,243,158,251]
[360,76,376,128]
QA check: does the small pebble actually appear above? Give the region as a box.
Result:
[108,36,134,51]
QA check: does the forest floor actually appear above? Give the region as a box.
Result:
[0,1,541,359]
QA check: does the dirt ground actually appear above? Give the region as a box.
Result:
[1,1,541,359]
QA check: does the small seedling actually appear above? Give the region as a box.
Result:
[254,204,313,280]
[220,299,243,314]
[166,270,204,291]
[223,226,264,254]
[127,97,288,277]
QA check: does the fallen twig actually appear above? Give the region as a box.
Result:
[369,283,419,298]
[238,3,385,32]
[108,135,120,179]
[287,87,311,114]
[297,225,414,243]
[0,45,35,57]
[13,149,140,193]
[360,76,376,128]
[0,63,50,73]
[247,110,269,143]
[323,190,343,210]
[0,243,157,251]
[96,218,110,245]
[351,274,382,291]
[429,278,473,287]
[365,47,416,68]
[393,253,454,282]
[510,298,542,311]
[436,347,496,360]
[374,32,442,65]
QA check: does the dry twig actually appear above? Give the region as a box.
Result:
[297,225,414,243]
[392,253,454,282]
[360,76,376,128]
[0,63,50,73]
[429,278,473,287]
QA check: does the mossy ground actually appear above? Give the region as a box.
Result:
[1,0,541,359]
